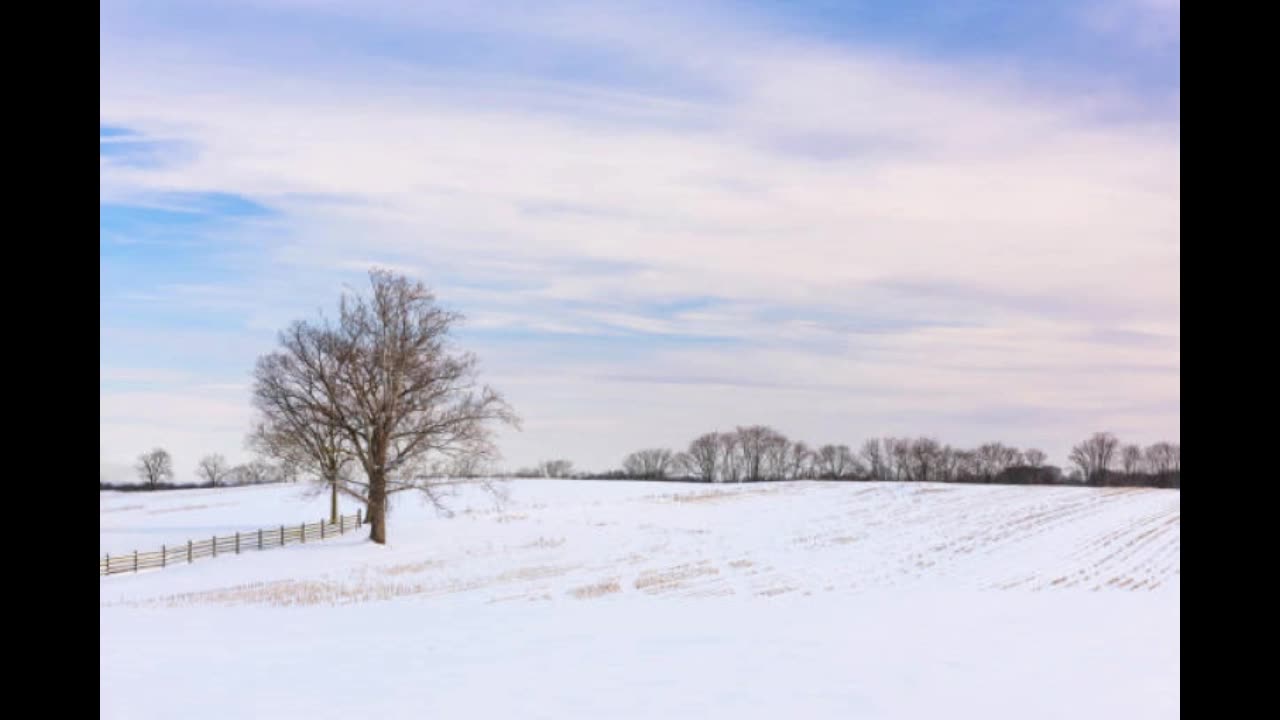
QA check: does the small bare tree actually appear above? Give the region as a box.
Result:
[538,459,574,479]
[230,459,279,485]
[860,439,889,482]
[761,431,792,480]
[252,323,358,524]
[974,442,1021,483]
[718,432,742,483]
[1144,442,1178,475]
[786,441,814,480]
[196,454,230,487]
[1070,432,1119,485]
[885,437,911,482]
[1022,449,1047,468]
[136,448,173,489]
[908,437,944,483]
[686,433,721,482]
[816,444,855,479]
[1120,444,1144,474]
[671,452,695,479]
[735,425,785,482]
[935,445,960,483]
[623,449,674,479]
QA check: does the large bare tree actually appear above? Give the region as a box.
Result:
[251,270,518,543]
[136,448,173,489]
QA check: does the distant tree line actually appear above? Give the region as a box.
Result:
[604,428,1179,489]
[101,448,298,491]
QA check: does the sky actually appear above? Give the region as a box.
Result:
[100,0,1180,482]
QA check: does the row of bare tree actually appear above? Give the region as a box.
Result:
[111,449,294,491]
[508,459,576,478]
[611,428,1179,489]
[1069,432,1180,487]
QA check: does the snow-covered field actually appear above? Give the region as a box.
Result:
[101,479,1179,719]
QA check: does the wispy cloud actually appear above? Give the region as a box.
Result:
[100,0,1179,475]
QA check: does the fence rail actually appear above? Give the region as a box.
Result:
[101,510,363,576]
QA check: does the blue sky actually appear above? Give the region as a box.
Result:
[100,0,1179,481]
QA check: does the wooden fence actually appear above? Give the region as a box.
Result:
[101,510,363,577]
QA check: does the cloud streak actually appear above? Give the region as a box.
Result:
[100,0,1179,476]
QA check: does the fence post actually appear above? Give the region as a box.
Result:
[340,515,345,534]
[105,553,110,575]
[161,545,166,568]
[280,525,285,546]
[258,528,263,550]
[188,540,192,563]
[212,535,217,558]
[133,550,138,573]
[357,508,362,527]
[301,522,306,543]
[321,519,326,539]
[236,532,240,554]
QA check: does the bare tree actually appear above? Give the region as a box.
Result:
[671,452,695,479]
[718,432,742,483]
[623,449,674,479]
[860,439,889,482]
[1023,449,1047,468]
[908,437,944,483]
[251,270,519,544]
[538,459,574,479]
[136,448,173,489]
[935,445,960,483]
[1070,432,1119,485]
[885,437,911,482]
[1120,444,1144,474]
[251,323,358,524]
[761,431,792,480]
[230,459,279,486]
[816,444,855,479]
[1144,442,1178,475]
[433,452,491,479]
[685,433,721,482]
[786,441,814,480]
[736,425,785,482]
[196,454,230,487]
[973,442,1021,483]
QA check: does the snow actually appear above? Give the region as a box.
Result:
[101,480,1179,719]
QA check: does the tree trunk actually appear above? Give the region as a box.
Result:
[367,469,387,544]
[329,476,339,525]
